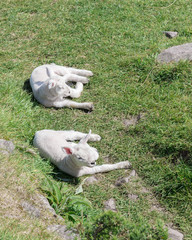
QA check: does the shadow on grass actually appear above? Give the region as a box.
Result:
[151,144,192,166]
[23,78,40,107]
[23,78,32,94]
[51,165,80,185]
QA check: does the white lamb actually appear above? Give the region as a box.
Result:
[30,63,94,110]
[33,130,132,177]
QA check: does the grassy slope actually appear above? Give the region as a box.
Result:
[0,0,192,239]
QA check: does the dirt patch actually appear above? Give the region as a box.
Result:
[123,112,146,128]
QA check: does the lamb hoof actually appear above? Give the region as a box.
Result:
[119,161,132,169]
[87,103,94,111]
[82,77,89,84]
[88,71,93,77]
[92,134,101,141]
[83,70,93,77]
[124,161,132,168]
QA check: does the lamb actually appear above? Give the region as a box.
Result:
[30,63,94,110]
[33,130,132,177]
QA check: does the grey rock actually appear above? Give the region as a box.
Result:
[104,198,117,212]
[141,187,149,193]
[129,170,137,177]
[151,205,164,212]
[128,194,138,201]
[21,201,41,218]
[47,224,80,240]
[157,43,192,63]
[37,194,56,215]
[0,139,15,156]
[168,227,183,240]
[163,31,178,39]
[115,170,137,186]
[37,194,64,221]
[85,176,99,185]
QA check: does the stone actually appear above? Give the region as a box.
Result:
[141,187,149,193]
[128,194,138,201]
[168,227,183,240]
[150,205,164,212]
[104,198,117,212]
[157,43,192,63]
[0,139,15,156]
[36,194,64,221]
[37,194,56,215]
[115,170,137,186]
[129,170,137,177]
[47,224,80,240]
[163,31,178,39]
[21,201,41,218]
[85,176,99,185]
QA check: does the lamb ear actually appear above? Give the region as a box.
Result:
[62,147,73,155]
[79,130,92,144]
[48,80,56,89]
[46,67,55,78]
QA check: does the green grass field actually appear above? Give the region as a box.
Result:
[0,0,192,239]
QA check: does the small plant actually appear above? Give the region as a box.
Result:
[152,220,168,240]
[151,62,192,84]
[85,211,168,240]
[85,211,127,240]
[41,177,92,222]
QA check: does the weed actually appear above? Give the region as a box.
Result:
[85,211,168,240]
[41,177,92,222]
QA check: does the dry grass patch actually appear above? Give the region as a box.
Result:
[0,154,62,240]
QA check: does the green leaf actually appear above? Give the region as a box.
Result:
[65,212,81,222]
[75,177,88,195]
[68,196,92,209]
[59,196,68,209]
[52,183,62,204]
[47,195,55,205]
[75,185,83,195]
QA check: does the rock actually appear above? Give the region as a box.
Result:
[37,194,56,215]
[0,139,15,156]
[104,198,117,212]
[47,224,80,240]
[163,31,178,39]
[157,43,192,63]
[85,176,99,185]
[151,205,164,212]
[21,201,41,218]
[129,170,137,177]
[141,187,149,193]
[128,194,138,201]
[115,170,137,186]
[168,227,183,240]
[36,194,64,221]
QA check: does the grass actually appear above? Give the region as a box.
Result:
[0,154,61,240]
[0,0,192,239]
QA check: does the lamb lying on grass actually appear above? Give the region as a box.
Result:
[30,63,94,110]
[33,130,132,177]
